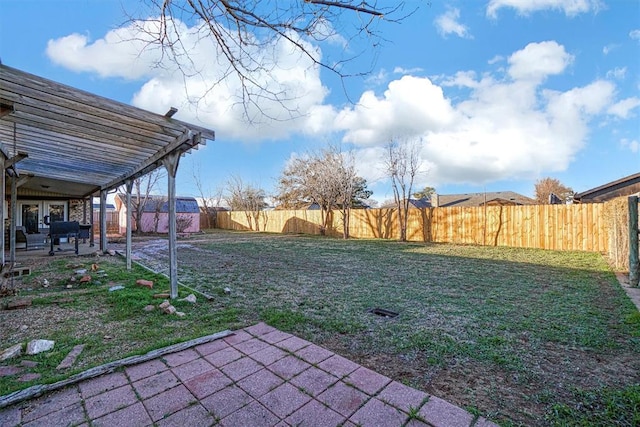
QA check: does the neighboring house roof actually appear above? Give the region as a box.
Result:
[435,191,536,207]
[92,203,116,211]
[114,194,200,213]
[409,198,431,208]
[574,172,640,203]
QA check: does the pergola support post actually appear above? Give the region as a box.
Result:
[9,175,16,264]
[125,180,133,270]
[0,154,5,268]
[100,190,107,253]
[89,196,95,247]
[629,196,639,287]
[162,153,180,299]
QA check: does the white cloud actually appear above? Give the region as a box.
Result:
[487,0,603,18]
[507,41,574,82]
[487,55,504,65]
[46,22,635,187]
[602,43,619,55]
[434,8,472,39]
[607,97,640,119]
[334,42,629,186]
[630,29,640,42]
[393,66,424,75]
[606,67,627,80]
[47,18,332,140]
[439,71,479,88]
[621,138,639,154]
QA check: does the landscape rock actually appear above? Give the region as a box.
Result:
[79,275,92,283]
[180,294,197,304]
[70,277,77,283]
[162,305,176,315]
[224,287,231,294]
[153,293,170,299]
[107,250,116,256]
[158,301,171,309]
[7,299,32,310]
[43,279,49,288]
[21,360,39,368]
[136,279,153,289]
[0,366,24,377]
[143,305,155,312]
[175,311,186,317]
[26,339,55,355]
[75,269,87,275]
[0,343,23,361]
[56,344,85,370]
[18,373,41,382]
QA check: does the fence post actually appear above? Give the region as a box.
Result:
[629,196,639,287]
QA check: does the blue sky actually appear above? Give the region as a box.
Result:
[1,0,638,204]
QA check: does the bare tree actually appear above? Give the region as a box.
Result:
[534,177,574,204]
[122,169,166,233]
[192,161,224,228]
[276,145,370,237]
[127,1,417,118]
[152,195,167,233]
[384,138,421,241]
[226,175,267,230]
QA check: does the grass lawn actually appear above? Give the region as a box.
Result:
[1,230,639,426]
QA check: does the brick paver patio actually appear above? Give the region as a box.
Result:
[0,323,498,426]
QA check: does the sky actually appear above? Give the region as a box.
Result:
[1,0,639,205]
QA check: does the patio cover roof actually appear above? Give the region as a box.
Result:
[0,64,215,199]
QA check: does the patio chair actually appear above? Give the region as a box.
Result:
[15,226,46,251]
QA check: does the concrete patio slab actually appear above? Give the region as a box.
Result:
[0,322,499,427]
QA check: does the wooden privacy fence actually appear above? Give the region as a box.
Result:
[92,211,119,234]
[216,203,609,252]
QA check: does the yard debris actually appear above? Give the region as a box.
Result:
[42,279,49,288]
[224,287,231,294]
[175,311,186,317]
[56,344,85,370]
[69,277,77,283]
[143,305,155,312]
[179,294,197,304]
[20,325,28,331]
[108,285,125,292]
[0,366,24,377]
[162,305,177,315]
[136,279,153,289]
[153,293,170,299]
[79,275,92,283]
[66,284,73,289]
[18,373,41,382]
[107,250,116,256]
[103,335,113,340]
[6,298,32,310]
[75,269,87,275]
[21,360,38,368]
[26,339,55,355]
[91,264,99,271]
[0,344,23,361]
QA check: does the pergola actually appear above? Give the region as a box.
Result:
[0,64,215,297]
